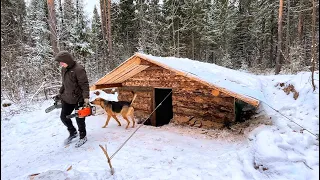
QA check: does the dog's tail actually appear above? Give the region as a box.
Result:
[130,91,137,105]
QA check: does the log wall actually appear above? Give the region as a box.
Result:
[118,59,235,129]
[117,86,154,122]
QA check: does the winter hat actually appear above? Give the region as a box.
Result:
[55,51,75,67]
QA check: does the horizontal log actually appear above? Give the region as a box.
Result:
[95,83,122,89]
[119,91,152,98]
[175,88,231,98]
[122,78,232,99]
[126,77,191,82]
[118,94,152,103]
[118,86,153,92]
[172,114,225,129]
[173,113,228,124]
[172,114,192,123]
[172,94,234,107]
[140,59,158,66]
[134,106,152,112]
[143,66,165,70]
[134,68,174,75]
[124,80,210,88]
[134,110,151,119]
[173,107,228,120]
[117,98,152,111]
[124,75,231,92]
[172,100,233,113]
[130,74,173,79]
[123,81,182,88]
[132,102,152,112]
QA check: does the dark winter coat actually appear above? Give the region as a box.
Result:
[55,51,89,104]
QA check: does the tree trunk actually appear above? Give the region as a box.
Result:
[275,0,284,74]
[311,0,316,91]
[126,30,129,56]
[191,5,194,60]
[100,0,106,40]
[58,0,64,49]
[259,18,265,66]
[192,31,195,60]
[107,0,112,55]
[177,22,180,57]
[285,0,290,64]
[269,11,275,68]
[47,0,59,55]
[172,1,176,57]
[103,0,108,41]
[298,0,304,44]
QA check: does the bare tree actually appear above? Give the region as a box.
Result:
[107,0,112,55]
[275,0,284,74]
[47,0,59,54]
[298,6,303,44]
[100,0,107,40]
[285,0,291,64]
[311,0,317,91]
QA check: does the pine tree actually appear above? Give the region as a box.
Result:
[162,0,185,57]
[205,0,237,65]
[230,0,255,69]
[135,0,149,53]
[61,0,76,51]
[26,0,54,81]
[109,1,123,68]
[1,0,28,99]
[90,5,105,78]
[179,0,210,60]
[118,0,137,57]
[147,0,166,56]
[74,0,91,58]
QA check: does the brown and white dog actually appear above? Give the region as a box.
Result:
[90,92,137,129]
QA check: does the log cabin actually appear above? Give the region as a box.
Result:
[90,53,262,129]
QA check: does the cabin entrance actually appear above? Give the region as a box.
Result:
[153,88,173,126]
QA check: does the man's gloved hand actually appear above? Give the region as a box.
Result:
[84,98,90,107]
[53,94,61,101]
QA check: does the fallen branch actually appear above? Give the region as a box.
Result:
[30,81,46,102]
[66,165,72,171]
[99,144,115,175]
[28,173,40,180]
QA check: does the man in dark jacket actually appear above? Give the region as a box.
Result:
[54,51,90,148]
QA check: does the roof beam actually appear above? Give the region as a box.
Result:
[107,64,140,84]
[112,65,149,83]
[96,57,141,85]
[94,83,122,89]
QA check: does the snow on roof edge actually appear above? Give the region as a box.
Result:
[136,52,266,105]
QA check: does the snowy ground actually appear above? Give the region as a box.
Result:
[1,72,319,180]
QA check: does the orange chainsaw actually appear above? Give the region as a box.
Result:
[66,105,96,119]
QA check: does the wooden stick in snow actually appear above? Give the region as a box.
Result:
[99,144,115,175]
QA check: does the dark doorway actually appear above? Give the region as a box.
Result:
[154,88,173,126]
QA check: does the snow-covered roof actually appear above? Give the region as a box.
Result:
[93,53,265,106]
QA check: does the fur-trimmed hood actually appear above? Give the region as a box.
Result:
[54,51,75,68]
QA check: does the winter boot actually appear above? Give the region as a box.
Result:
[75,136,87,148]
[64,131,78,145]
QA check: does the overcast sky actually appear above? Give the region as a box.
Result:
[83,0,100,18]
[24,0,163,19]
[24,0,99,18]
